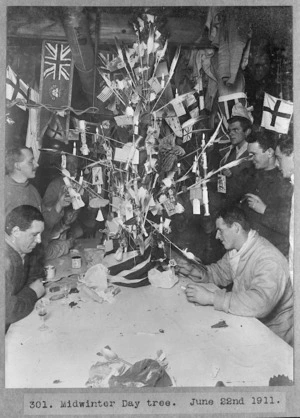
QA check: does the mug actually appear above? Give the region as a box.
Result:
[44,265,56,280]
[72,255,82,269]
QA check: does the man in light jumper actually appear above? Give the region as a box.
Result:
[178,205,293,346]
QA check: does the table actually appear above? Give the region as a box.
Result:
[5,240,293,388]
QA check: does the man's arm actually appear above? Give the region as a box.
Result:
[5,258,38,328]
[213,258,288,317]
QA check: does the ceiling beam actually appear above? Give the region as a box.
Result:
[7,12,210,47]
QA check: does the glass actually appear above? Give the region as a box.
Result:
[62,284,70,305]
[35,300,49,331]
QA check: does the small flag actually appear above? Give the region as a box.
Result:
[218,92,248,130]
[261,93,293,134]
[6,66,31,110]
[44,42,72,81]
[97,85,113,103]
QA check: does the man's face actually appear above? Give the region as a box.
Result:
[247,142,269,170]
[14,220,44,255]
[275,146,294,179]
[215,217,236,251]
[228,121,248,147]
[17,149,38,179]
[66,157,78,177]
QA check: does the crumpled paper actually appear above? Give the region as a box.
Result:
[78,264,120,303]
[79,264,108,290]
[85,361,125,388]
[86,347,173,388]
[148,268,178,288]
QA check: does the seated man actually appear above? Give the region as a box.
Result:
[5,146,44,280]
[5,146,41,214]
[177,206,293,345]
[5,205,46,332]
[42,184,80,260]
[41,154,84,260]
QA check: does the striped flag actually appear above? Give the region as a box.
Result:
[261,93,293,134]
[103,238,153,287]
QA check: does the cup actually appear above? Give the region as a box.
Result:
[72,255,82,269]
[44,265,56,280]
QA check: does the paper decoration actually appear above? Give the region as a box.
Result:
[185,92,200,119]
[114,115,133,126]
[163,199,177,217]
[92,166,103,185]
[217,174,226,194]
[192,199,201,214]
[190,185,202,200]
[25,87,40,161]
[96,209,104,222]
[192,156,198,173]
[261,93,293,134]
[89,197,109,208]
[125,202,134,221]
[106,218,120,235]
[105,239,114,252]
[114,143,139,165]
[112,196,122,213]
[165,116,182,137]
[148,76,163,94]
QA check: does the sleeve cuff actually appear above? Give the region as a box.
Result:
[213,288,231,312]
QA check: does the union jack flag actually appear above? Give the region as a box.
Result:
[44,42,71,81]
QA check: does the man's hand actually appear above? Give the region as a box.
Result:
[185,283,218,305]
[63,208,78,226]
[245,193,266,214]
[29,280,46,299]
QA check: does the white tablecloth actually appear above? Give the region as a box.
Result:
[5,242,293,388]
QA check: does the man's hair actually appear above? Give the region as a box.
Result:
[277,135,294,156]
[5,205,44,235]
[246,130,277,151]
[227,116,252,132]
[217,205,250,232]
[5,146,32,175]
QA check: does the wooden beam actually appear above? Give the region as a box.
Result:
[7,12,209,47]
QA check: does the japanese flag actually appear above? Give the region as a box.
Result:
[261,93,293,134]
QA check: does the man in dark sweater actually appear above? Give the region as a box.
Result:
[239,131,293,257]
[5,146,41,215]
[5,205,46,332]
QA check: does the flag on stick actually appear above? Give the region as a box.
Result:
[261,93,293,134]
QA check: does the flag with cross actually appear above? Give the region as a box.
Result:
[261,93,293,134]
[39,40,74,141]
[6,66,32,111]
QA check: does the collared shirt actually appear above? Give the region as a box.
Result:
[221,141,249,166]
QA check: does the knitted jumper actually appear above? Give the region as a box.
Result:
[5,242,38,332]
[5,175,41,215]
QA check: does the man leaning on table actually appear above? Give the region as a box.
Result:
[177,205,293,346]
[5,205,46,332]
